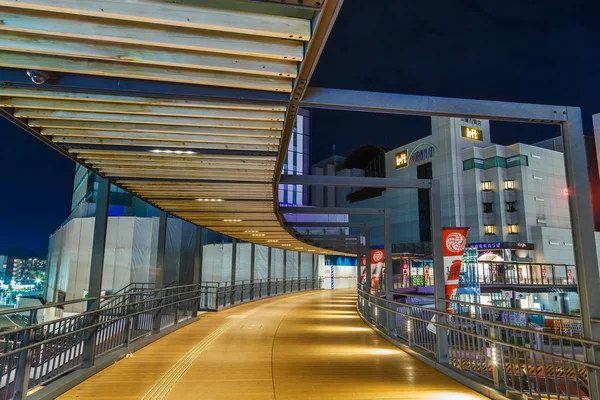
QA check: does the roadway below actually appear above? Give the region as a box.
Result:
[60,289,487,399]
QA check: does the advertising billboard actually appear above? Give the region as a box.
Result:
[370,249,385,289]
[442,227,469,313]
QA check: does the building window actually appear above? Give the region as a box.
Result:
[504,180,515,190]
[484,225,495,235]
[507,224,519,234]
[505,202,516,212]
[481,181,492,191]
[483,203,493,213]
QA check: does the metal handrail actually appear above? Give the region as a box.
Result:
[0,277,322,399]
[357,285,598,399]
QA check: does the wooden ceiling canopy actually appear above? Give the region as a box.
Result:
[0,0,347,255]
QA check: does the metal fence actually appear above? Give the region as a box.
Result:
[357,284,600,400]
[0,277,321,399]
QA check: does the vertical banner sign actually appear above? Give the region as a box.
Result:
[330,267,335,290]
[424,265,431,286]
[567,269,573,284]
[541,267,548,284]
[442,228,469,313]
[491,266,497,282]
[371,249,385,290]
[402,262,409,287]
[360,256,367,285]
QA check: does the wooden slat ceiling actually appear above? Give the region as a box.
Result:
[0,0,345,255]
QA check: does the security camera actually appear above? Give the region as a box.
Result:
[26,70,56,85]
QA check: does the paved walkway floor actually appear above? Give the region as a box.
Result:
[60,290,487,400]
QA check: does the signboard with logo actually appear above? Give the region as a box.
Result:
[395,150,408,169]
[410,145,435,165]
[442,228,470,313]
[470,242,534,250]
[461,126,483,141]
[370,249,385,289]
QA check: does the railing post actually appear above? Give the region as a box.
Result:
[490,328,506,391]
[275,278,278,295]
[152,211,168,334]
[13,310,37,399]
[82,176,110,368]
[240,281,245,303]
[250,244,255,300]
[431,180,449,364]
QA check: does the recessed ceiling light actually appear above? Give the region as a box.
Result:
[196,198,224,202]
[245,230,259,233]
[223,219,243,222]
[295,247,303,250]
[308,250,316,252]
[149,149,196,155]
[267,240,279,243]
[282,244,291,247]
[252,234,265,237]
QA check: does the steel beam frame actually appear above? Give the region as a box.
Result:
[280,175,430,189]
[299,87,568,123]
[282,207,385,215]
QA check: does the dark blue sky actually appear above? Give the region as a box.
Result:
[1,0,599,255]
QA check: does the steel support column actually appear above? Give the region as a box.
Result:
[82,176,110,367]
[250,243,256,300]
[430,180,449,364]
[384,208,395,335]
[312,253,317,290]
[561,107,600,397]
[231,238,237,305]
[297,251,302,285]
[283,250,287,293]
[192,226,203,316]
[364,225,371,320]
[267,247,272,296]
[152,210,168,334]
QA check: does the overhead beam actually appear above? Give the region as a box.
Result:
[0,31,298,78]
[289,222,367,228]
[0,0,311,41]
[0,85,288,111]
[280,175,431,189]
[300,87,568,123]
[0,68,291,105]
[281,207,384,215]
[41,129,281,146]
[0,51,292,92]
[0,97,285,120]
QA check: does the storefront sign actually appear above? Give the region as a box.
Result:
[395,150,408,169]
[443,227,470,313]
[461,126,483,141]
[470,242,534,250]
[410,144,435,164]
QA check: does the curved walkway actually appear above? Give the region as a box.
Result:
[60,290,486,400]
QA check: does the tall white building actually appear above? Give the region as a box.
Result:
[313,116,600,267]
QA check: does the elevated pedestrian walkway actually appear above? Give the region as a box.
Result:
[59,290,485,399]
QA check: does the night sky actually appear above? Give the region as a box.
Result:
[1,0,599,255]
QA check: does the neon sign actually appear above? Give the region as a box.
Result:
[461,126,483,141]
[395,150,408,169]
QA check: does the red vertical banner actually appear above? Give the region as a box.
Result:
[442,228,469,313]
[370,249,385,290]
[360,256,367,284]
[402,262,409,287]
